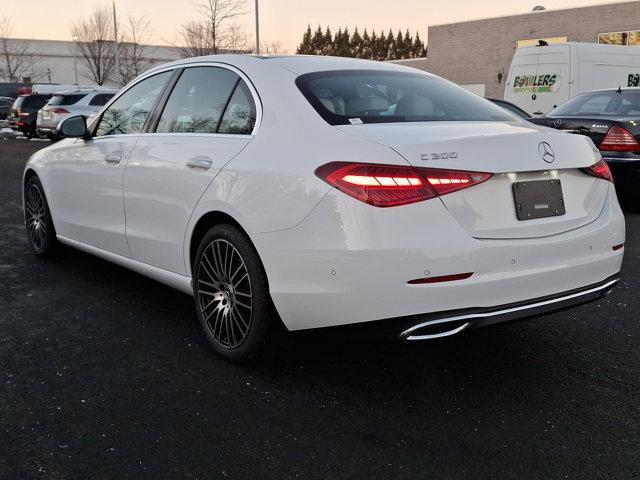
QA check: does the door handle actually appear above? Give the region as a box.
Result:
[187,156,213,170]
[104,154,122,164]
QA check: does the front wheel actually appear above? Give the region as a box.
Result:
[24,176,58,258]
[193,224,279,363]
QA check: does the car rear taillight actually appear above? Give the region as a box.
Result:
[51,108,70,114]
[315,162,492,207]
[581,159,613,183]
[598,126,640,152]
[17,112,28,117]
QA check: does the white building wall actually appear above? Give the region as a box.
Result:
[11,38,182,86]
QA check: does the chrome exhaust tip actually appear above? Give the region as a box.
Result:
[400,319,471,341]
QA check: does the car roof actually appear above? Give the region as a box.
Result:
[144,54,430,77]
[54,90,117,96]
[579,87,640,95]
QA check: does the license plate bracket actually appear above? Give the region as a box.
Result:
[512,179,565,221]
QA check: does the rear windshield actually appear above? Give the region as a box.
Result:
[16,95,51,109]
[550,90,640,116]
[296,70,515,125]
[48,94,86,106]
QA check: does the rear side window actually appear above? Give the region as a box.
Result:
[49,94,86,106]
[217,81,256,134]
[21,95,51,109]
[89,93,114,106]
[296,70,514,125]
[156,66,240,134]
[95,71,171,137]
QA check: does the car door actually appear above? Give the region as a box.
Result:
[123,65,258,275]
[48,71,172,257]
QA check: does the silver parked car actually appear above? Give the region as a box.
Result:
[37,90,116,139]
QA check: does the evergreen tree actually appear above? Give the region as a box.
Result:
[361,28,372,59]
[413,31,426,57]
[336,27,351,57]
[323,26,333,55]
[393,30,404,60]
[350,27,363,58]
[296,24,313,54]
[370,30,378,60]
[384,29,395,61]
[403,29,413,58]
[310,25,324,55]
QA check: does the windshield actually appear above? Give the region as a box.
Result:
[550,90,640,117]
[296,70,516,125]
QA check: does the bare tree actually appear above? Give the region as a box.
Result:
[175,0,248,58]
[226,23,249,53]
[118,15,152,84]
[175,20,214,58]
[70,5,117,85]
[0,16,41,83]
[257,41,287,55]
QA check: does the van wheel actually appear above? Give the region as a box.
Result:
[193,224,278,363]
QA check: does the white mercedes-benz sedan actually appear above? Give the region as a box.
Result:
[23,55,625,362]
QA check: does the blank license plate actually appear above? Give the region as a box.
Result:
[512,179,565,220]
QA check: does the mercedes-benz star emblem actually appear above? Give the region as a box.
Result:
[538,142,555,163]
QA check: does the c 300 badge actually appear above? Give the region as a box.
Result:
[420,152,458,161]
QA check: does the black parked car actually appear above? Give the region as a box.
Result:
[486,97,532,120]
[531,88,640,208]
[9,94,52,138]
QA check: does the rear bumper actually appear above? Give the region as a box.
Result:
[36,127,57,137]
[399,275,618,340]
[252,181,624,331]
[37,119,61,130]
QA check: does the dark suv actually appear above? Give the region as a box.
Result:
[0,97,14,120]
[10,94,53,138]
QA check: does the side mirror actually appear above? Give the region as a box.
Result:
[58,115,88,139]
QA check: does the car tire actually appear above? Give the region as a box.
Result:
[24,175,59,259]
[193,224,281,363]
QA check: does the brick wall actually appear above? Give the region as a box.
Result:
[404,1,640,98]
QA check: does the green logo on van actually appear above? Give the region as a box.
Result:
[511,74,558,93]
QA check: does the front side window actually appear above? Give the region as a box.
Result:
[296,70,515,125]
[95,71,171,137]
[156,67,240,134]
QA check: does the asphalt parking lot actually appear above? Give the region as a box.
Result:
[1,138,639,479]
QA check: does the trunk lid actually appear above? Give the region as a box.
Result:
[336,121,608,239]
[531,116,616,148]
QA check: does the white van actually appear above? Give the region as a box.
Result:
[505,42,640,115]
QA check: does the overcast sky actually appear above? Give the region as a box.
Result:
[0,0,629,52]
